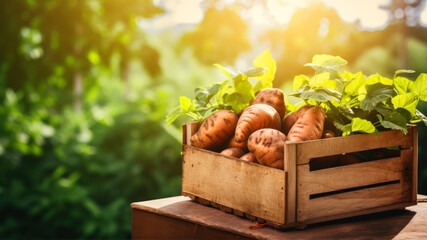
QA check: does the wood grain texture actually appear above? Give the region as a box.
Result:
[182,145,286,224]
[185,121,201,146]
[300,182,412,221]
[284,142,297,225]
[182,121,418,228]
[132,209,252,240]
[293,126,414,165]
[297,156,411,195]
[131,195,427,240]
[411,125,418,201]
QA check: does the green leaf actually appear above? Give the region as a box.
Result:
[366,73,393,86]
[375,103,394,116]
[343,72,365,96]
[413,73,427,101]
[305,55,347,73]
[226,73,254,113]
[394,69,415,79]
[253,49,276,92]
[342,118,379,136]
[341,71,354,81]
[380,108,411,134]
[242,67,268,77]
[194,83,222,106]
[298,87,341,103]
[179,96,193,113]
[233,74,253,95]
[214,64,235,80]
[165,96,202,126]
[224,92,253,114]
[394,76,414,94]
[391,93,418,115]
[311,72,337,90]
[165,106,183,126]
[361,83,395,111]
[293,75,310,90]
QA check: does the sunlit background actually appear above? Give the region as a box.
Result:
[1,0,427,238]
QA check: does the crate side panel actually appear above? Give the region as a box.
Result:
[303,182,411,221]
[182,145,285,224]
[297,156,411,195]
[294,128,413,164]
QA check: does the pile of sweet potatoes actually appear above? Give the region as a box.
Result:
[190,88,356,170]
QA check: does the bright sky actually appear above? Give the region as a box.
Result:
[141,0,427,30]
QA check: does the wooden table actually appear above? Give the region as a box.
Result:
[131,195,427,239]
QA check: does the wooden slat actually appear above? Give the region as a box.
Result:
[284,143,297,224]
[297,149,414,222]
[182,145,286,224]
[411,125,418,202]
[293,126,414,165]
[297,156,411,195]
[184,121,201,145]
[302,182,410,221]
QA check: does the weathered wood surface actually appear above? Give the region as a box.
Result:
[182,145,286,223]
[182,122,418,228]
[298,156,410,195]
[293,125,416,165]
[284,143,297,225]
[131,195,427,240]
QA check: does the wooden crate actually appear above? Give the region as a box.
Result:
[182,122,418,229]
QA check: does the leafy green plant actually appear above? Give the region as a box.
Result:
[166,49,276,125]
[288,55,427,136]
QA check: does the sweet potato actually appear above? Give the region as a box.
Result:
[322,129,335,138]
[227,135,248,151]
[190,110,238,151]
[322,118,338,138]
[287,106,325,142]
[240,152,257,163]
[282,105,314,134]
[220,148,246,158]
[251,88,286,120]
[234,104,281,144]
[247,128,286,169]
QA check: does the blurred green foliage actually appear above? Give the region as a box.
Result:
[1,0,427,239]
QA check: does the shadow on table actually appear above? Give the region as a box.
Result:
[282,209,416,239]
[147,197,417,239]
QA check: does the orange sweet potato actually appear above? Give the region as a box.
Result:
[322,129,335,138]
[220,148,246,158]
[247,128,286,169]
[234,104,281,144]
[190,110,238,151]
[240,152,257,163]
[251,88,286,120]
[322,118,338,138]
[282,105,314,135]
[287,106,325,142]
[227,135,248,151]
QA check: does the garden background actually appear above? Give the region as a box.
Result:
[1,0,427,238]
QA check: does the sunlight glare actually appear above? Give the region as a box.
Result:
[140,0,394,31]
[139,0,204,30]
[320,0,390,30]
[421,3,427,26]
